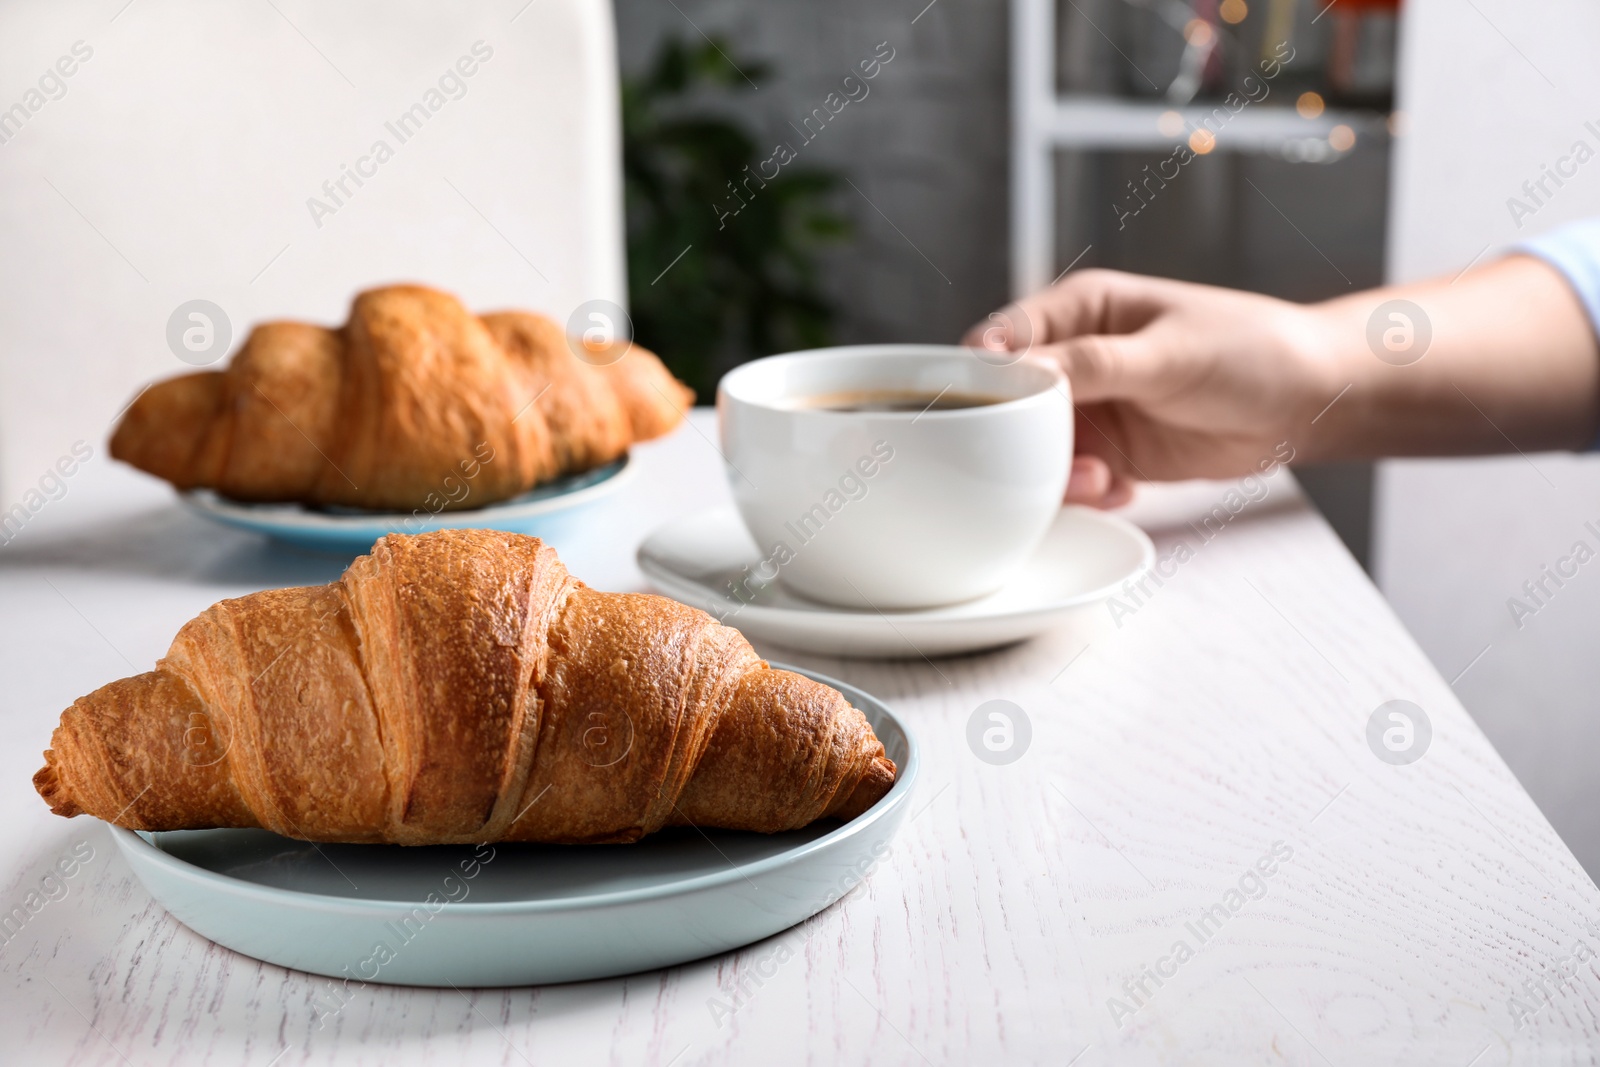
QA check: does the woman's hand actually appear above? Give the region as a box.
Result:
[966,257,1600,508]
[964,269,1343,507]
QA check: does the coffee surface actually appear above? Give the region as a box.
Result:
[792,389,1006,413]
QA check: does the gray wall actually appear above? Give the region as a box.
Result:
[615,0,1013,349]
[615,0,1389,334]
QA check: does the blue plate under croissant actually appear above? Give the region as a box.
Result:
[179,457,631,555]
[109,664,917,987]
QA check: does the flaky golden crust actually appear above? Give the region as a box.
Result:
[480,311,634,475]
[107,372,224,491]
[594,340,695,441]
[34,531,895,844]
[109,286,692,511]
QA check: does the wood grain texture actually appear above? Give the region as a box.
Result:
[1,412,1597,1065]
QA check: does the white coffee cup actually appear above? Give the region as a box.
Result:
[717,345,1072,610]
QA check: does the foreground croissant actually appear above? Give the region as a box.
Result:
[110,285,694,511]
[34,531,895,844]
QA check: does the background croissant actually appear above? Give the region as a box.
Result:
[109,285,695,511]
[34,530,896,845]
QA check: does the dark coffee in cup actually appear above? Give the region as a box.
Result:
[791,389,1005,414]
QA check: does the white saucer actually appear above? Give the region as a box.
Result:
[637,506,1155,658]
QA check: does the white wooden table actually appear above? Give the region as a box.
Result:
[2,411,1598,1065]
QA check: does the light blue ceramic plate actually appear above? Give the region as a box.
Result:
[178,457,632,555]
[110,665,917,987]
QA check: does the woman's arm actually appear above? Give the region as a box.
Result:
[1312,255,1599,458]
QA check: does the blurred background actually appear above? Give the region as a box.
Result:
[4,0,1600,875]
[613,0,1392,554]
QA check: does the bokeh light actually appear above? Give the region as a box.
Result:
[1184,19,1216,47]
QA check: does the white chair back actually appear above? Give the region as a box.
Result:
[0,0,625,498]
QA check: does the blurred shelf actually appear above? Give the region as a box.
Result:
[1045,96,1390,150]
[1008,0,1396,296]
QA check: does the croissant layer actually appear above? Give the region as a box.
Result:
[110,286,694,511]
[34,531,896,844]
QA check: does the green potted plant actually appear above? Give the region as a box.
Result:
[623,37,850,401]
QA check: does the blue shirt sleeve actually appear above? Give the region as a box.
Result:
[1517,219,1600,450]
[1519,218,1600,343]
